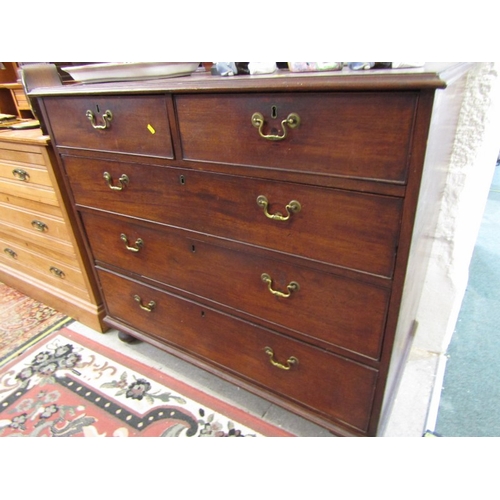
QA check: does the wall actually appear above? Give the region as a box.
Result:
[385,62,500,436]
[414,62,500,355]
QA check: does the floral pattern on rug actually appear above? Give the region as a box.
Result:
[0,283,71,365]
[0,331,273,437]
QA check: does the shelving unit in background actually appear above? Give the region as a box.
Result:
[1,83,34,119]
[0,62,34,119]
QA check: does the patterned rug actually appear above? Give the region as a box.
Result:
[0,327,293,437]
[0,283,73,368]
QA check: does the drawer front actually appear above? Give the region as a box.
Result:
[44,96,174,158]
[0,227,77,267]
[13,89,30,110]
[0,219,74,258]
[175,92,417,183]
[0,160,52,188]
[0,178,59,207]
[0,236,88,295]
[0,192,63,218]
[83,211,389,359]
[0,201,72,243]
[0,141,47,167]
[97,268,378,433]
[65,157,402,277]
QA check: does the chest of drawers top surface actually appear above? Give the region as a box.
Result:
[30,63,457,97]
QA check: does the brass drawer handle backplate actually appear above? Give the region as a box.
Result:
[12,168,30,182]
[134,294,156,312]
[261,273,299,298]
[264,347,298,371]
[120,233,144,252]
[103,172,129,191]
[256,195,301,221]
[86,109,113,130]
[251,112,300,141]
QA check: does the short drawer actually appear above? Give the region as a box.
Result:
[13,88,30,110]
[97,268,378,433]
[64,157,403,277]
[175,92,417,183]
[44,96,174,158]
[83,211,390,359]
[12,89,31,110]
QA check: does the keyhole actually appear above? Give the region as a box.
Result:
[191,244,196,253]
[179,175,186,185]
[96,104,100,113]
[271,105,278,119]
[200,310,205,317]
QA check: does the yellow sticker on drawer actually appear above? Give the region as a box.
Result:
[147,124,156,134]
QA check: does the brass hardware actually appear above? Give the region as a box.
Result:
[134,294,156,312]
[264,347,298,371]
[251,111,300,141]
[261,273,299,298]
[50,266,65,279]
[86,109,113,129]
[256,195,301,221]
[12,168,30,181]
[120,233,144,252]
[31,220,48,232]
[103,172,129,191]
[4,248,17,259]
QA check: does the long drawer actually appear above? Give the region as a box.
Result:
[43,96,174,158]
[0,177,59,207]
[82,210,390,359]
[0,139,48,167]
[175,92,417,183]
[0,199,73,243]
[0,234,89,298]
[0,159,53,188]
[97,267,379,433]
[0,191,64,218]
[64,156,403,277]
[0,227,77,267]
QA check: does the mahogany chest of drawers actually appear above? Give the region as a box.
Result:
[0,129,107,332]
[33,64,472,436]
